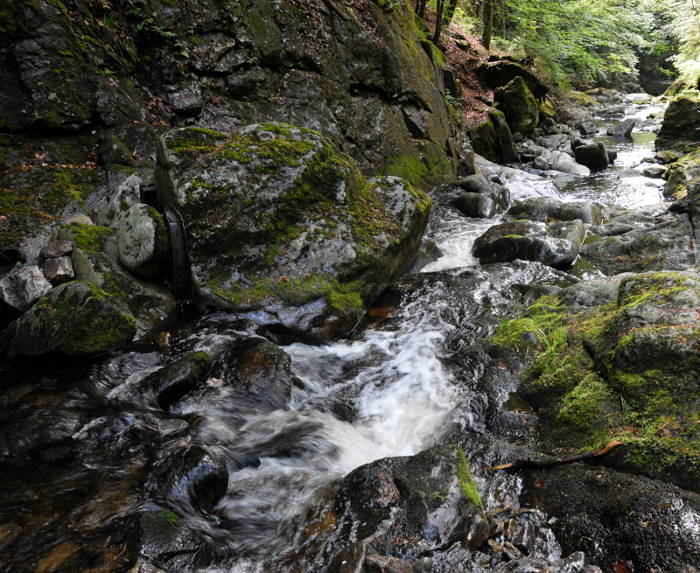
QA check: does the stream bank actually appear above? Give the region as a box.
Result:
[1,88,699,573]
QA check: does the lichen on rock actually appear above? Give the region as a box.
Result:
[156,123,431,341]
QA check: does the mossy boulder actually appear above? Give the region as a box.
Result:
[475,60,549,101]
[468,109,517,163]
[0,280,136,357]
[116,204,170,279]
[156,123,431,341]
[656,96,700,150]
[495,76,540,136]
[495,271,700,488]
[473,219,585,270]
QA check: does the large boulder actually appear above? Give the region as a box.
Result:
[606,118,636,139]
[496,271,700,487]
[0,281,136,357]
[155,124,431,342]
[475,60,549,100]
[495,76,539,135]
[473,220,585,269]
[442,174,510,218]
[116,204,170,279]
[507,197,602,225]
[656,96,700,150]
[574,142,610,171]
[468,109,518,163]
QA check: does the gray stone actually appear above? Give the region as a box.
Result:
[607,118,636,138]
[549,151,590,176]
[117,204,170,279]
[41,256,74,285]
[39,240,73,261]
[642,165,666,178]
[98,173,143,228]
[508,197,603,225]
[0,264,52,312]
[473,219,585,269]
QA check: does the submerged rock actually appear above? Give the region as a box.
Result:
[156,124,431,342]
[0,281,136,357]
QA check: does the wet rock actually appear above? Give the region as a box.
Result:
[469,109,518,163]
[39,240,73,261]
[41,256,74,285]
[0,281,136,357]
[521,464,700,572]
[446,174,510,218]
[534,133,569,151]
[656,96,700,150]
[364,554,412,573]
[322,446,489,563]
[156,124,431,342]
[149,350,214,410]
[473,220,585,270]
[606,118,636,139]
[147,445,228,512]
[574,142,609,171]
[495,76,540,135]
[116,204,170,279]
[0,264,52,313]
[642,165,666,178]
[508,197,602,225]
[577,121,599,136]
[656,149,684,164]
[581,212,694,274]
[548,151,590,177]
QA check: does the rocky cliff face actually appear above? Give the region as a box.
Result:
[0,0,462,343]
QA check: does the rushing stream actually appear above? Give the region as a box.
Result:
[0,94,683,572]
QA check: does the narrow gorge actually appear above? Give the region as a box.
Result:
[0,1,699,572]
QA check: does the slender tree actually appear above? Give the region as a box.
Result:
[415,0,427,18]
[482,0,494,50]
[434,0,446,44]
[445,0,460,24]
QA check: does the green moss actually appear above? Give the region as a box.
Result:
[209,274,366,316]
[501,277,699,479]
[157,510,180,527]
[456,449,486,518]
[0,167,97,246]
[65,223,114,255]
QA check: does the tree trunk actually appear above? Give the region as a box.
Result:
[434,0,446,44]
[482,0,493,50]
[445,0,459,25]
[416,0,427,19]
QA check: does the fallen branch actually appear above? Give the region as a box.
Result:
[486,440,624,472]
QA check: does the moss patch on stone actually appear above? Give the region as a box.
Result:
[64,223,114,255]
[0,166,98,247]
[494,273,700,482]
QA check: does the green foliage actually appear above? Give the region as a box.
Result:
[455,449,487,518]
[488,0,678,89]
[670,1,700,85]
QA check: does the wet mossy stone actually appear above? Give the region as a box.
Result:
[473,219,584,270]
[0,280,136,357]
[156,123,431,342]
[494,76,539,136]
[656,96,700,150]
[468,109,517,163]
[507,197,602,225]
[501,271,700,487]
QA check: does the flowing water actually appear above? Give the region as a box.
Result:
[0,95,673,571]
